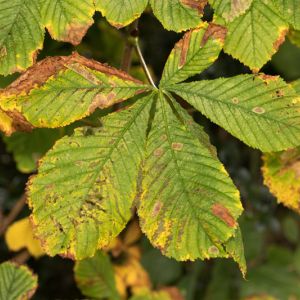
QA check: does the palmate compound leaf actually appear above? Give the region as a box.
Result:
[0,262,37,300]
[74,251,120,300]
[0,53,150,130]
[209,0,253,22]
[136,91,246,273]
[42,0,95,45]
[0,0,44,75]
[149,0,207,32]
[273,0,300,30]
[168,74,300,152]
[27,93,153,260]
[262,147,300,214]
[95,0,148,28]
[223,0,288,71]
[159,22,226,87]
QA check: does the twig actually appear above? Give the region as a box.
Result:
[134,37,157,89]
[0,194,27,236]
[11,249,31,265]
[120,41,134,72]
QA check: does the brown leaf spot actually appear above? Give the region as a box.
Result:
[0,46,7,58]
[172,142,183,151]
[232,97,239,104]
[212,203,236,227]
[208,245,219,255]
[201,23,227,47]
[257,74,278,84]
[154,148,164,157]
[152,202,163,217]
[180,0,208,14]
[252,106,265,114]
[273,28,288,52]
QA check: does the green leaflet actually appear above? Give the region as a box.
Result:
[95,0,148,28]
[3,128,63,173]
[0,262,37,300]
[0,53,150,128]
[27,93,153,260]
[0,0,44,75]
[262,147,300,214]
[42,0,95,45]
[209,0,253,21]
[169,74,300,152]
[273,0,300,30]
[137,92,244,263]
[74,251,120,300]
[150,0,206,32]
[224,0,288,71]
[160,22,226,87]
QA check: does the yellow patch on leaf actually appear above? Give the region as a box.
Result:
[262,148,300,214]
[5,217,45,258]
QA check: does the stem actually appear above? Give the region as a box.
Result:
[120,41,134,73]
[134,38,157,89]
[0,194,26,236]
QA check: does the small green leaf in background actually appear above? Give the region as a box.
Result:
[0,262,38,300]
[150,0,206,32]
[4,128,62,173]
[95,0,148,28]
[224,0,288,71]
[170,74,300,152]
[74,251,120,300]
[240,246,300,300]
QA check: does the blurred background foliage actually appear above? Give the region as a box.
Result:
[1,9,300,300]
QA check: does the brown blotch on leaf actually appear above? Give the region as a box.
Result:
[1,52,143,98]
[201,23,227,47]
[60,23,94,46]
[172,142,184,151]
[154,148,164,157]
[256,74,278,84]
[0,46,7,58]
[178,31,192,68]
[273,28,288,52]
[212,203,236,227]
[89,91,117,113]
[152,202,163,217]
[180,0,208,14]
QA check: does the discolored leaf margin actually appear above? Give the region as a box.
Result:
[0,52,149,130]
[0,261,38,300]
[262,148,300,214]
